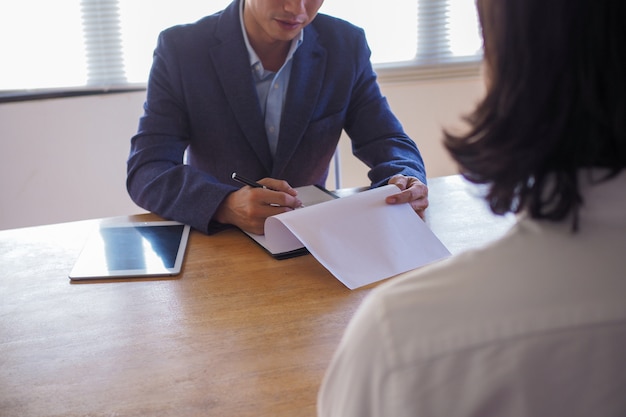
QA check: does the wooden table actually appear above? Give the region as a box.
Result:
[0,175,514,417]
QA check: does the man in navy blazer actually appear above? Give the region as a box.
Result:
[127,0,428,235]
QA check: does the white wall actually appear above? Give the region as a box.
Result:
[0,92,147,230]
[0,76,483,230]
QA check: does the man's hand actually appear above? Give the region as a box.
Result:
[385,175,429,219]
[214,178,302,235]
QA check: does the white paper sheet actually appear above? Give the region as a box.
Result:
[265,185,451,289]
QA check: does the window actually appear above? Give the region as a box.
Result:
[321,0,481,66]
[0,0,481,99]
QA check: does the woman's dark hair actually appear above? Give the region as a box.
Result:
[444,0,626,229]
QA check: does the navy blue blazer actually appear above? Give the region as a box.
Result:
[127,0,426,233]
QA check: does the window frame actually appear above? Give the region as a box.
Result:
[0,0,482,103]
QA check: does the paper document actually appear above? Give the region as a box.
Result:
[255,184,451,289]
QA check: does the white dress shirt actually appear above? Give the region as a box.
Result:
[239,0,302,157]
[318,169,626,417]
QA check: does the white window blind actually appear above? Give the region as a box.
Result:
[0,0,481,97]
[321,0,481,66]
[81,0,126,86]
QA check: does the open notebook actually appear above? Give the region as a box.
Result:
[243,185,337,259]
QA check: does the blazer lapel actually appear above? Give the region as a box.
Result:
[272,26,327,177]
[210,1,273,173]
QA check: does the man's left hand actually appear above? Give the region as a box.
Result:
[385,175,429,219]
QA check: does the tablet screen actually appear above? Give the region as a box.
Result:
[69,221,191,281]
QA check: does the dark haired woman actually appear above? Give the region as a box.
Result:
[318,0,626,415]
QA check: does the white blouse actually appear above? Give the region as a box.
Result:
[318,170,626,417]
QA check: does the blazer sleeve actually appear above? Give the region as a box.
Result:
[126,27,236,234]
[339,26,427,186]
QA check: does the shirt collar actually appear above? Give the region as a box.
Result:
[239,0,303,70]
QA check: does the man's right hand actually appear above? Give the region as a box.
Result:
[214,178,302,235]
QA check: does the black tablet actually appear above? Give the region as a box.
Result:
[69,220,191,281]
